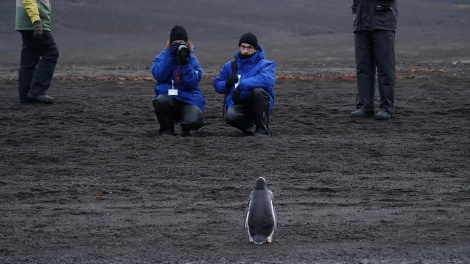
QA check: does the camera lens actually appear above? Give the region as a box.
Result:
[178,45,189,57]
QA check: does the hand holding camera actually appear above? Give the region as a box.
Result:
[177,41,190,65]
[168,42,179,54]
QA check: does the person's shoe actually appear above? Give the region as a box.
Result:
[254,128,270,136]
[27,93,54,104]
[180,129,191,137]
[375,110,392,120]
[350,108,374,118]
[20,98,38,104]
[240,127,254,136]
[159,130,175,136]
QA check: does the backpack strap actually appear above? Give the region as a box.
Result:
[230,60,238,79]
[223,60,238,118]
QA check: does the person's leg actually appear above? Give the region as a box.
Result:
[352,31,376,117]
[152,95,177,135]
[179,103,205,135]
[226,104,254,134]
[28,31,59,98]
[249,88,271,136]
[374,30,395,119]
[18,31,40,103]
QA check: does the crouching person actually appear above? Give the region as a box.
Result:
[214,32,275,136]
[151,25,205,136]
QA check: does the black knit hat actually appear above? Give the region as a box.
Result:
[239,32,258,50]
[170,25,188,42]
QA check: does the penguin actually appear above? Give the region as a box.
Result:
[244,177,277,244]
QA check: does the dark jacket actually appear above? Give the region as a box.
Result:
[352,0,398,32]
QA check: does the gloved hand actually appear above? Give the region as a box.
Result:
[33,20,43,39]
[177,56,189,65]
[225,75,239,89]
[168,42,179,55]
[232,88,241,103]
[177,53,189,65]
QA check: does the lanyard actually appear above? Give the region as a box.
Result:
[176,66,182,84]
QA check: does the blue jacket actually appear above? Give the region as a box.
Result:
[151,49,205,112]
[214,44,275,112]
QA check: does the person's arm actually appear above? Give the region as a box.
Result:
[213,62,232,94]
[22,0,40,24]
[233,61,275,101]
[151,50,174,82]
[239,61,276,91]
[178,56,203,91]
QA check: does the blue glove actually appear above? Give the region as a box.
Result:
[168,42,179,55]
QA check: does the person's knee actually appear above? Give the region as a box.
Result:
[181,106,204,130]
[185,110,203,124]
[154,95,171,104]
[251,88,268,97]
[43,46,59,62]
[225,107,239,123]
[52,48,59,60]
[250,88,270,109]
[251,88,270,105]
[152,95,172,112]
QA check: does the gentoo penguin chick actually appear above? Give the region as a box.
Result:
[244,177,277,244]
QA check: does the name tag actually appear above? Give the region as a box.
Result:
[168,89,178,96]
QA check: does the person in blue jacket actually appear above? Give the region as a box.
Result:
[350,0,397,120]
[151,25,205,136]
[214,32,275,136]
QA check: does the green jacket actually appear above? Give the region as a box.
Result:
[15,0,52,31]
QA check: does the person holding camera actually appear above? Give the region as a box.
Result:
[151,25,205,136]
[350,0,397,120]
[213,32,276,136]
[15,0,59,104]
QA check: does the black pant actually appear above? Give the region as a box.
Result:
[152,95,204,134]
[354,30,395,114]
[18,31,59,103]
[226,88,270,133]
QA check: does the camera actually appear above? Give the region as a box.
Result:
[177,41,190,61]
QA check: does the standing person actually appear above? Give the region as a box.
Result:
[350,0,398,120]
[214,32,275,136]
[151,25,205,136]
[15,0,59,104]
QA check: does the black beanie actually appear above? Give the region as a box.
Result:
[239,32,258,50]
[170,25,188,42]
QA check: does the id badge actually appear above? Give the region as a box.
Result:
[168,89,178,96]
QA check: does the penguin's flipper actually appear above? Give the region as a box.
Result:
[244,199,251,230]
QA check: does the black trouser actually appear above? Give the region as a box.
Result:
[18,31,59,103]
[152,95,204,134]
[354,30,395,114]
[226,88,270,133]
